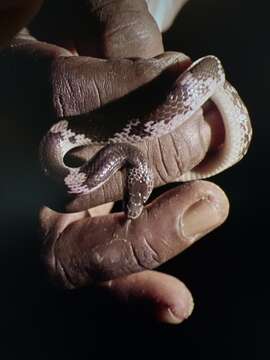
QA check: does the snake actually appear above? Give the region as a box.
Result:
[39,56,252,219]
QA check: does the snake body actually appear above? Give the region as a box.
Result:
[40,56,252,218]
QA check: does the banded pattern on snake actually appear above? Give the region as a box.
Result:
[40,56,252,219]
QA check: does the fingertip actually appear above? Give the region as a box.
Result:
[103,271,195,325]
[155,287,194,325]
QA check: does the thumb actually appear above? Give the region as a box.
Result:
[40,181,229,288]
[27,0,163,58]
[72,0,163,58]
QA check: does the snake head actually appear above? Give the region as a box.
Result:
[125,168,154,219]
[125,192,145,219]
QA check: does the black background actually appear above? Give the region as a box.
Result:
[0,0,268,359]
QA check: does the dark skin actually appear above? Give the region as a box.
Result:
[0,0,229,324]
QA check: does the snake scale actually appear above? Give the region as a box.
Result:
[40,56,252,219]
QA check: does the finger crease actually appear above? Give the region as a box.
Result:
[141,235,160,266]
[157,137,170,177]
[55,93,64,118]
[91,78,102,108]
[129,241,147,271]
[170,134,184,174]
[56,256,77,289]
[53,232,77,289]
[181,128,192,166]
[104,21,138,40]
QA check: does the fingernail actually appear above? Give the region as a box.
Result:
[182,197,224,240]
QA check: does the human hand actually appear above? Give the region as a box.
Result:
[0,0,229,324]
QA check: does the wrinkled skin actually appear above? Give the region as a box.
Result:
[0,0,229,324]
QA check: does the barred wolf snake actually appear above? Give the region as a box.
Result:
[40,56,252,218]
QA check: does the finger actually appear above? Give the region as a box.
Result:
[29,0,163,58]
[102,270,194,324]
[0,0,43,48]
[50,51,190,117]
[0,37,189,144]
[0,36,189,119]
[75,0,163,57]
[41,181,229,288]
